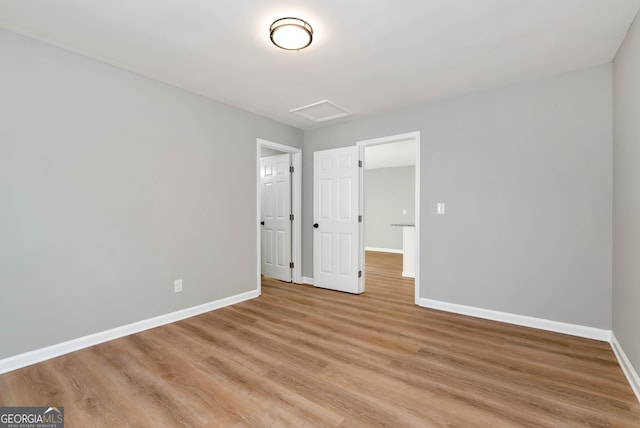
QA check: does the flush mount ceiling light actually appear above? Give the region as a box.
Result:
[270,17,313,51]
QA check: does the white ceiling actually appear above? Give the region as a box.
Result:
[365,140,416,170]
[1,1,638,131]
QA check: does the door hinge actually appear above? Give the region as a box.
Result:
[358,160,363,168]
[358,270,362,278]
[290,214,294,221]
[290,262,294,269]
[290,166,294,173]
[358,215,362,223]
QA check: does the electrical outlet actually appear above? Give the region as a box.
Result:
[402,209,407,215]
[174,279,183,293]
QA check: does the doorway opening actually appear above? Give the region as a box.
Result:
[256,139,302,294]
[357,132,420,304]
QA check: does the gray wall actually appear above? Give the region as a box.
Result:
[260,147,286,157]
[304,64,612,329]
[0,29,303,359]
[613,12,640,379]
[364,166,415,250]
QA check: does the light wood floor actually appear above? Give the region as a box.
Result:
[1,251,638,427]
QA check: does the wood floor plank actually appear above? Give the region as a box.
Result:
[0,251,638,427]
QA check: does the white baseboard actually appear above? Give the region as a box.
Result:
[402,271,415,278]
[611,333,640,403]
[0,289,259,375]
[365,246,403,254]
[418,298,611,342]
[302,276,314,285]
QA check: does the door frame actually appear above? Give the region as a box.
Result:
[256,139,302,293]
[356,131,421,304]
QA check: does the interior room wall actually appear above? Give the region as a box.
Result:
[303,64,612,330]
[0,29,303,359]
[612,11,640,380]
[364,166,415,250]
[260,147,286,157]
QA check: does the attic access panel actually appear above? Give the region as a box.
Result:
[290,100,352,123]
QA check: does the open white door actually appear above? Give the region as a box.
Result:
[260,153,292,282]
[313,146,362,294]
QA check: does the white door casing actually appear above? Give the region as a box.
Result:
[313,146,363,294]
[357,131,421,304]
[260,153,292,282]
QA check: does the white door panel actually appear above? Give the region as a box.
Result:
[261,153,291,282]
[263,230,273,265]
[313,146,362,293]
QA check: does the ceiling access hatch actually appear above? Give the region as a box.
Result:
[290,100,352,123]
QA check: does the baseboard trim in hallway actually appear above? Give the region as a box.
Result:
[365,246,403,254]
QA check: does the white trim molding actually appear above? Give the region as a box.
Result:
[0,289,259,375]
[611,333,640,403]
[365,246,403,254]
[418,298,612,342]
[402,271,415,278]
[302,276,314,285]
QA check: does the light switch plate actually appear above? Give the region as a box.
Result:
[437,203,445,215]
